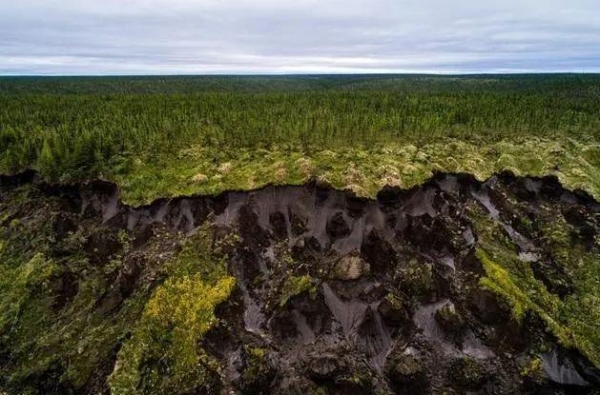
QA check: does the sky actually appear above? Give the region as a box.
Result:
[1,0,599,75]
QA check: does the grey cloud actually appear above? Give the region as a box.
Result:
[0,0,599,74]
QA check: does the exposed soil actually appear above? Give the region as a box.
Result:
[1,170,600,394]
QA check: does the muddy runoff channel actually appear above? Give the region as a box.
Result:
[2,170,600,394]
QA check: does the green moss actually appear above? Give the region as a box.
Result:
[111,138,600,205]
[520,356,544,380]
[0,189,235,393]
[0,199,90,388]
[472,205,600,367]
[0,252,58,322]
[476,248,562,325]
[108,229,236,394]
[384,293,405,311]
[279,275,315,307]
[448,357,487,389]
[108,275,235,394]
[395,258,435,299]
[240,346,273,392]
[0,191,152,391]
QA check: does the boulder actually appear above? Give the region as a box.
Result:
[448,357,489,390]
[378,294,410,326]
[307,354,347,379]
[435,302,465,334]
[333,254,370,281]
[386,353,428,393]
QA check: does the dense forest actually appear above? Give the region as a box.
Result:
[1,74,599,203]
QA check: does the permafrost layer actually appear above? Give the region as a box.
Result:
[1,170,600,394]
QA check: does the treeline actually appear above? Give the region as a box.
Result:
[0,75,599,181]
[1,74,599,94]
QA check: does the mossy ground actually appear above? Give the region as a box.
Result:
[0,186,140,392]
[278,275,315,307]
[108,230,236,394]
[114,137,600,205]
[470,201,600,367]
[0,186,234,394]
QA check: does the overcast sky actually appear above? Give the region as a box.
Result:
[1,0,599,75]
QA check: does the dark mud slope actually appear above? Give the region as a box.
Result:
[1,171,600,395]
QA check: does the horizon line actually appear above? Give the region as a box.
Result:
[2,71,600,78]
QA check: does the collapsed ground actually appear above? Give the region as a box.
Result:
[1,170,600,394]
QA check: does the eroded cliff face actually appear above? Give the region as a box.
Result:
[1,171,600,395]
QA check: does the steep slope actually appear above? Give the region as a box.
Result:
[1,171,600,394]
